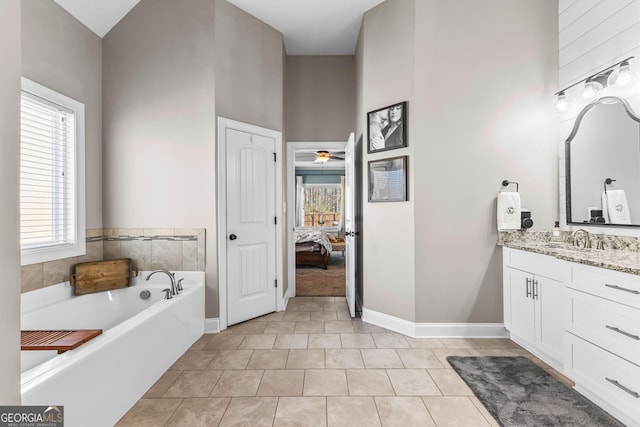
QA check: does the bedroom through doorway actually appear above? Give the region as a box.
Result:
[292,145,346,297]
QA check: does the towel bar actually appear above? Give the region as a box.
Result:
[604,177,616,194]
[501,180,519,192]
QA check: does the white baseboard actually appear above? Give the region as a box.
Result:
[205,317,220,333]
[362,308,507,338]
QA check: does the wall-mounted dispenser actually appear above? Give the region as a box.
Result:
[521,209,533,230]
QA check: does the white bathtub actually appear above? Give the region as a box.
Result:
[21,271,205,427]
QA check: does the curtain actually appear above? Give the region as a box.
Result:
[295,176,305,227]
[338,176,346,236]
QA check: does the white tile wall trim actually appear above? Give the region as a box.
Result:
[362,308,508,338]
[205,317,220,333]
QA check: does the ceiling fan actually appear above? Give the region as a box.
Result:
[314,150,345,163]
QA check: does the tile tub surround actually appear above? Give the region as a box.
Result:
[499,231,640,275]
[21,228,205,292]
[117,296,573,426]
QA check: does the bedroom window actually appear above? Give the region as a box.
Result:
[20,78,85,265]
[302,184,342,228]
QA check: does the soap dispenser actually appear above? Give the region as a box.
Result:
[551,221,562,242]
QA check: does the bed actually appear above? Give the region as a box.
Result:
[295,230,333,269]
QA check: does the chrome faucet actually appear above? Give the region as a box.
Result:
[571,229,591,249]
[146,270,178,296]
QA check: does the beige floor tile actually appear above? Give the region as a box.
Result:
[247,349,289,369]
[352,321,388,334]
[204,334,245,350]
[274,396,327,427]
[406,337,445,349]
[165,397,230,427]
[325,349,364,369]
[428,369,473,396]
[324,320,355,333]
[386,369,441,396]
[467,348,513,357]
[303,369,348,396]
[264,321,296,334]
[283,311,312,321]
[336,311,352,320]
[116,398,182,427]
[471,338,518,349]
[294,321,325,334]
[299,301,326,311]
[327,396,381,427]
[313,296,335,303]
[207,349,253,370]
[164,370,223,398]
[308,333,342,349]
[396,348,444,369]
[189,334,214,350]
[346,369,394,396]
[422,396,491,427]
[231,321,268,334]
[372,333,410,349]
[253,311,286,322]
[439,338,477,349]
[143,370,181,398]
[340,333,376,349]
[361,349,404,368]
[468,395,500,427]
[257,369,305,396]
[431,348,472,367]
[310,310,338,321]
[274,333,309,349]
[239,334,277,349]
[324,301,348,311]
[211,370,264,397]
[375,396,436,427]
[219,397,278,427]
[170,350,218,370]
[286,349,325,369]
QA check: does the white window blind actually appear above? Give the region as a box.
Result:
[20,78,85,265]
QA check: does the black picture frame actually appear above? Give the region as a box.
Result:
[367,101,407,153]
[368,156,408,203]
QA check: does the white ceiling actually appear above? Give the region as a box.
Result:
[53,0,384,55]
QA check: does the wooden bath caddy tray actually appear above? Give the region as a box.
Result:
[21,329,103,354]
[70,258,137,295]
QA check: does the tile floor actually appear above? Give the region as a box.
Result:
[116,296,573,426]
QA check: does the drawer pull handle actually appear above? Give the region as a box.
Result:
[605,377,640,398]
[604,284,640,294]
[526,278,531,298]
[605,325,640,341]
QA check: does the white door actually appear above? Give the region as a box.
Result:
[226,128,277,325]
[344,133,356,317]
[535,275,564,362]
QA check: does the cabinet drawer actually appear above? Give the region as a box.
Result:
[572,266,640,309]
[504,248,569,282]
[565,333,640,425]
[566,288,640,365]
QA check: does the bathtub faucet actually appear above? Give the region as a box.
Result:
[146,270,178,296]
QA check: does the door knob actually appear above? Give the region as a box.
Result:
[229,234,237,241]
[345,231,353,237]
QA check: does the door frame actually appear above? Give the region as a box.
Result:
[286,141,346,298]
[217,117,284,331]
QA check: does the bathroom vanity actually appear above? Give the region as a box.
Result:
[502,243,640,426]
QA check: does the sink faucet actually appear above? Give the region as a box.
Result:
[571,229,591,249]
[146,270,178,296]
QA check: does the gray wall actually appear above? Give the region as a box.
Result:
[22,0,103,228]
[215,0,284,132]
[0,0,20,404]
[286,56,355,141]
[102,0,218,316]
[356,0,558,324]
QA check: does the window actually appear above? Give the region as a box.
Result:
[302,184,342,228]
[20,78,85,265]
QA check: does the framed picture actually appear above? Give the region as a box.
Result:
[368,156,408,202]
[367,101,407,153]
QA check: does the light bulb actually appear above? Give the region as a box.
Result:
[617,61,631,86]
[582,81,599,99]
[556,92,568,112]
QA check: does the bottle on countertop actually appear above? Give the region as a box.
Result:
[551,221,562,242]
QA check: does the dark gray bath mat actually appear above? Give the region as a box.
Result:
[447,356,626,427]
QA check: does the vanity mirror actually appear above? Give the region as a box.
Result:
[566,96,640,226]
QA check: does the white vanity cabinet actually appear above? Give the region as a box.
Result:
[564,264,640,427]
[502,248,568,370]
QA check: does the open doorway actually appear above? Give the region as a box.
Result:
[287,142,346,298]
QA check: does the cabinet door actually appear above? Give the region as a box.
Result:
[535,275,564,362]
[506,268,535,344]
